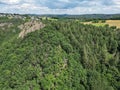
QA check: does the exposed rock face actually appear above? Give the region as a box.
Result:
[18,20,45,38]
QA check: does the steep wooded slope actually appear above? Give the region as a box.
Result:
[0,19,120,90]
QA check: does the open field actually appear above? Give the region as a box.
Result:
[83,20,120,28]
[106,20,120,28]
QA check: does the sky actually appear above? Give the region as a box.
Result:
[0,0,120,14]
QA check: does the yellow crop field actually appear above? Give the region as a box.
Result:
[83,20,120,28]
[106,20,120,28]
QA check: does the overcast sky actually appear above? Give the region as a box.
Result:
[0,0,120,14]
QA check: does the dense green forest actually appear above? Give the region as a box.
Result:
[0,17,120,90]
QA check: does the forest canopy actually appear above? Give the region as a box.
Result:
[0,16,120,90]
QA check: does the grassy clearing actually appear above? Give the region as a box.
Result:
[83,21,106,27]
[91,23,105,27]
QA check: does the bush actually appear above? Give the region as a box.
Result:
[101,20,106,23]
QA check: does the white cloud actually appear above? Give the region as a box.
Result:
[113,0,120,4]
[112,0,120,8]
[0,0,120,14]
[58,0,70,3]
[0,0,21,4]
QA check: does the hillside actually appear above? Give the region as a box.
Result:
[0,16,120,90]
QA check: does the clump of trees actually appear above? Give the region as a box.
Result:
[101,20,106,23]
[92,20,99,23]
[92,20,106,23]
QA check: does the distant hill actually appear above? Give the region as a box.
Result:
[1,13,120,20]
[39,14,120,20]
